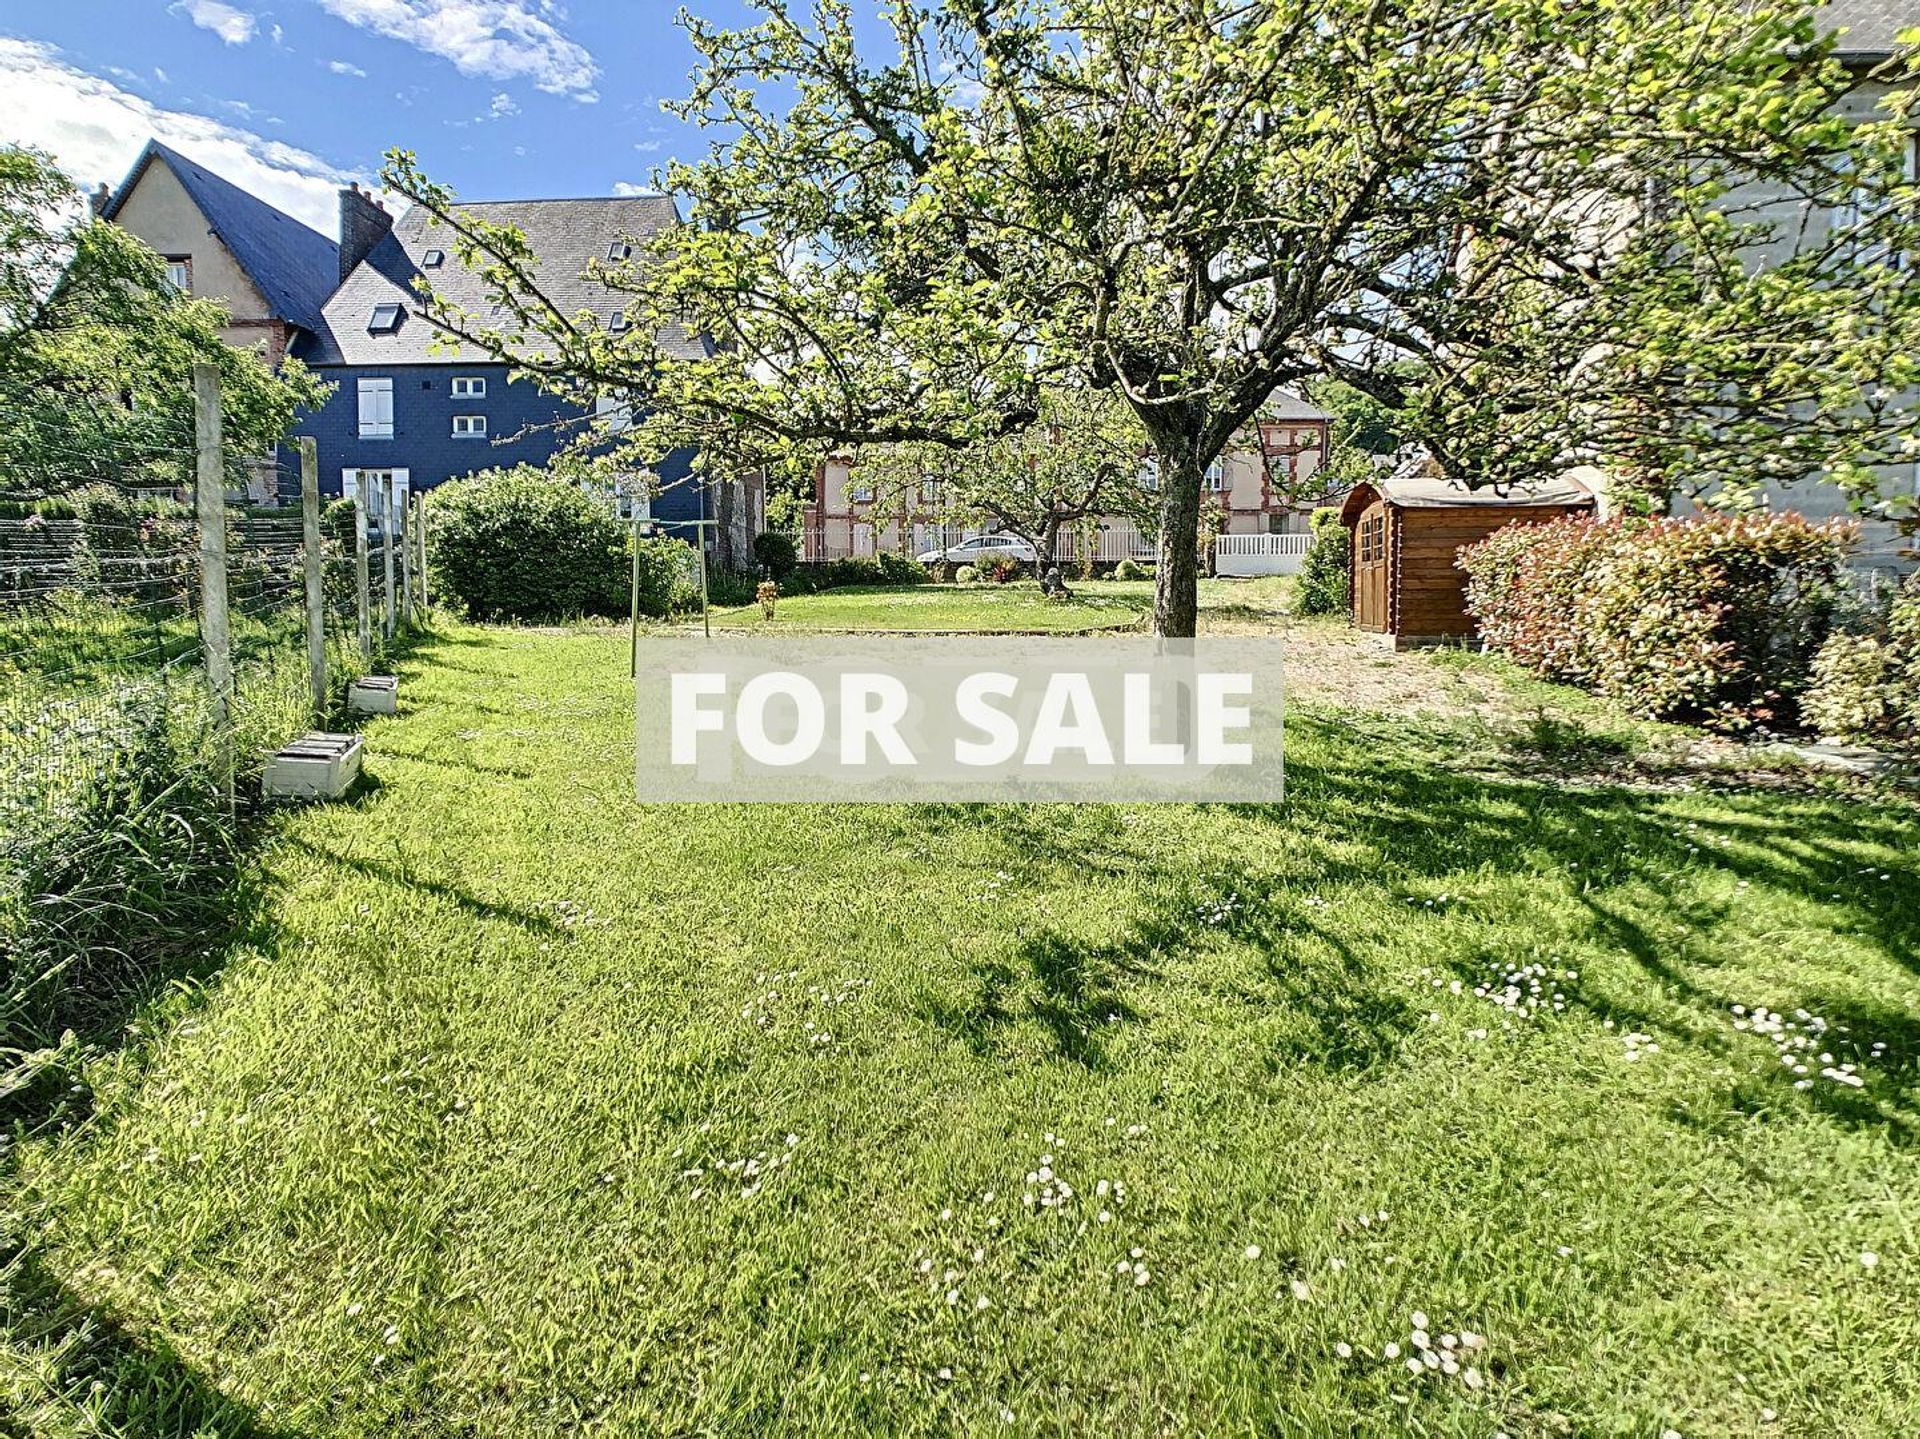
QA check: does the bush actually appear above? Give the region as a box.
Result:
[427,467,694,621]
[1294,508,1350,616]
[752,530,798,579]
[786,553,929,593]
[975,552,1021,584]
[1801,575,1919,746]
[1460,512,1853,728]
[634,536,702,618]
[1113,557,1147,581]
[953,564,979,584]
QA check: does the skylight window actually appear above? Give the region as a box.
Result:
[422,249,445,268]
[607,241,632,262]
[609,313,632,333]
[367,303,404,334]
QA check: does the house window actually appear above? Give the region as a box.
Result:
[607,241,632,262]
[367,303,404,333]
[451,376,486,398]
[357,377,394,439]
[423,249,445,268]
[163,256,192,292]
[615,486,652,522]
[849,483,874,503]
[452,414,488,437]
[1205,461,1226,492]
[1139,458,1160,491]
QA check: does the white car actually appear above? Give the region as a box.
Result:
[917,534,1039,566]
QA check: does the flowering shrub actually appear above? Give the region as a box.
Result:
[1801,574,1919,747]
[1294,507,1351,617]
[1460,512,1853,727]
[975,552,1022,584]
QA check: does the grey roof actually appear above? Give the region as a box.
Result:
[1820,1,1914,58]
[1377,455,1595,509]
[297,195,711,367]
[1261,390,1334,422]
[104,140,340,335]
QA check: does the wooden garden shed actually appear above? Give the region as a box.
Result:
[1340,461,1596,648]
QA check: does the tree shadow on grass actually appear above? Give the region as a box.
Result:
[1224,714,1920,1136]
[0,1248,296,1439]
[281,836,569,938]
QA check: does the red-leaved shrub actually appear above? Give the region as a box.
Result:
[1460,512,1854,728]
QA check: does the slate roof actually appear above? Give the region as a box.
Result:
[297,196,711,368]
[1819,0,1915,59]
[1261,390,1334,423]
[103,140,340,336]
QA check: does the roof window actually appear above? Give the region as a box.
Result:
[422,249,445,268]
[367,303,405,333]
[609,313,632,333]
[607,241,632,262]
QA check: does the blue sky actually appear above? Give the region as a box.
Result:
[0,1,766,238]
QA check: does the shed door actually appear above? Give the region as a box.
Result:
[1353,503,1390,631]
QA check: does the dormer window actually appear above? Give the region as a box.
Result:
[422,249,445,268]
[609,313,632,333]
[367,303,404,334]
[607,241,632,262]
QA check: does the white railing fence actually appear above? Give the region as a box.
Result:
[1214,532,1311,577]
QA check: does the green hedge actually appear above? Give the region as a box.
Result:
[424,468,696,622]
[1460,512,1852,729]
[784,553,927,594]
[1294,507,1350,616]
[1801,574,1919,747]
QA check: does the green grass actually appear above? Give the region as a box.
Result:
[711,579,1154,632]
[706,576,1298,632]
[6,619,1919,1436]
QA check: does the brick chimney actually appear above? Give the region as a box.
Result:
[89,183,112,217]
[338,182,394,282]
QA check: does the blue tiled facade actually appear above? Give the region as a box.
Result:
[291,362,707,529]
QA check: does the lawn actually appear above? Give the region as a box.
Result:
[710,579,1157,632]
[5,601,1918,1436]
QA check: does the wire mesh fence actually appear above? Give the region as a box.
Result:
[0,384,410,831]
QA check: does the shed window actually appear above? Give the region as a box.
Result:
[357,378,394,439]
[367,303,404,333]
[452,414,488,437]
[1358,514,1386,562]
[422,249,445,268]
[451,376,486,398]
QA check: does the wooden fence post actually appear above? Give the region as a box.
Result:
[300,437,326,722]
[192,362,233,810]
[353,476,372,662]
[380,473,396,642]
[413,491,428,614]
[398,481,413,625]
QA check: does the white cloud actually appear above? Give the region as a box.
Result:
[310,0,597,95]
[611,181,659,197]
[176,0,259,45]
[632,140,660,153]
[488,91,517,117]
[0,37,355,237]
[328,58,368,75]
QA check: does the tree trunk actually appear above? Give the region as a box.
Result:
[1152,449,1203,638]
[1039,516,1061,572]
[715,469,738,572]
